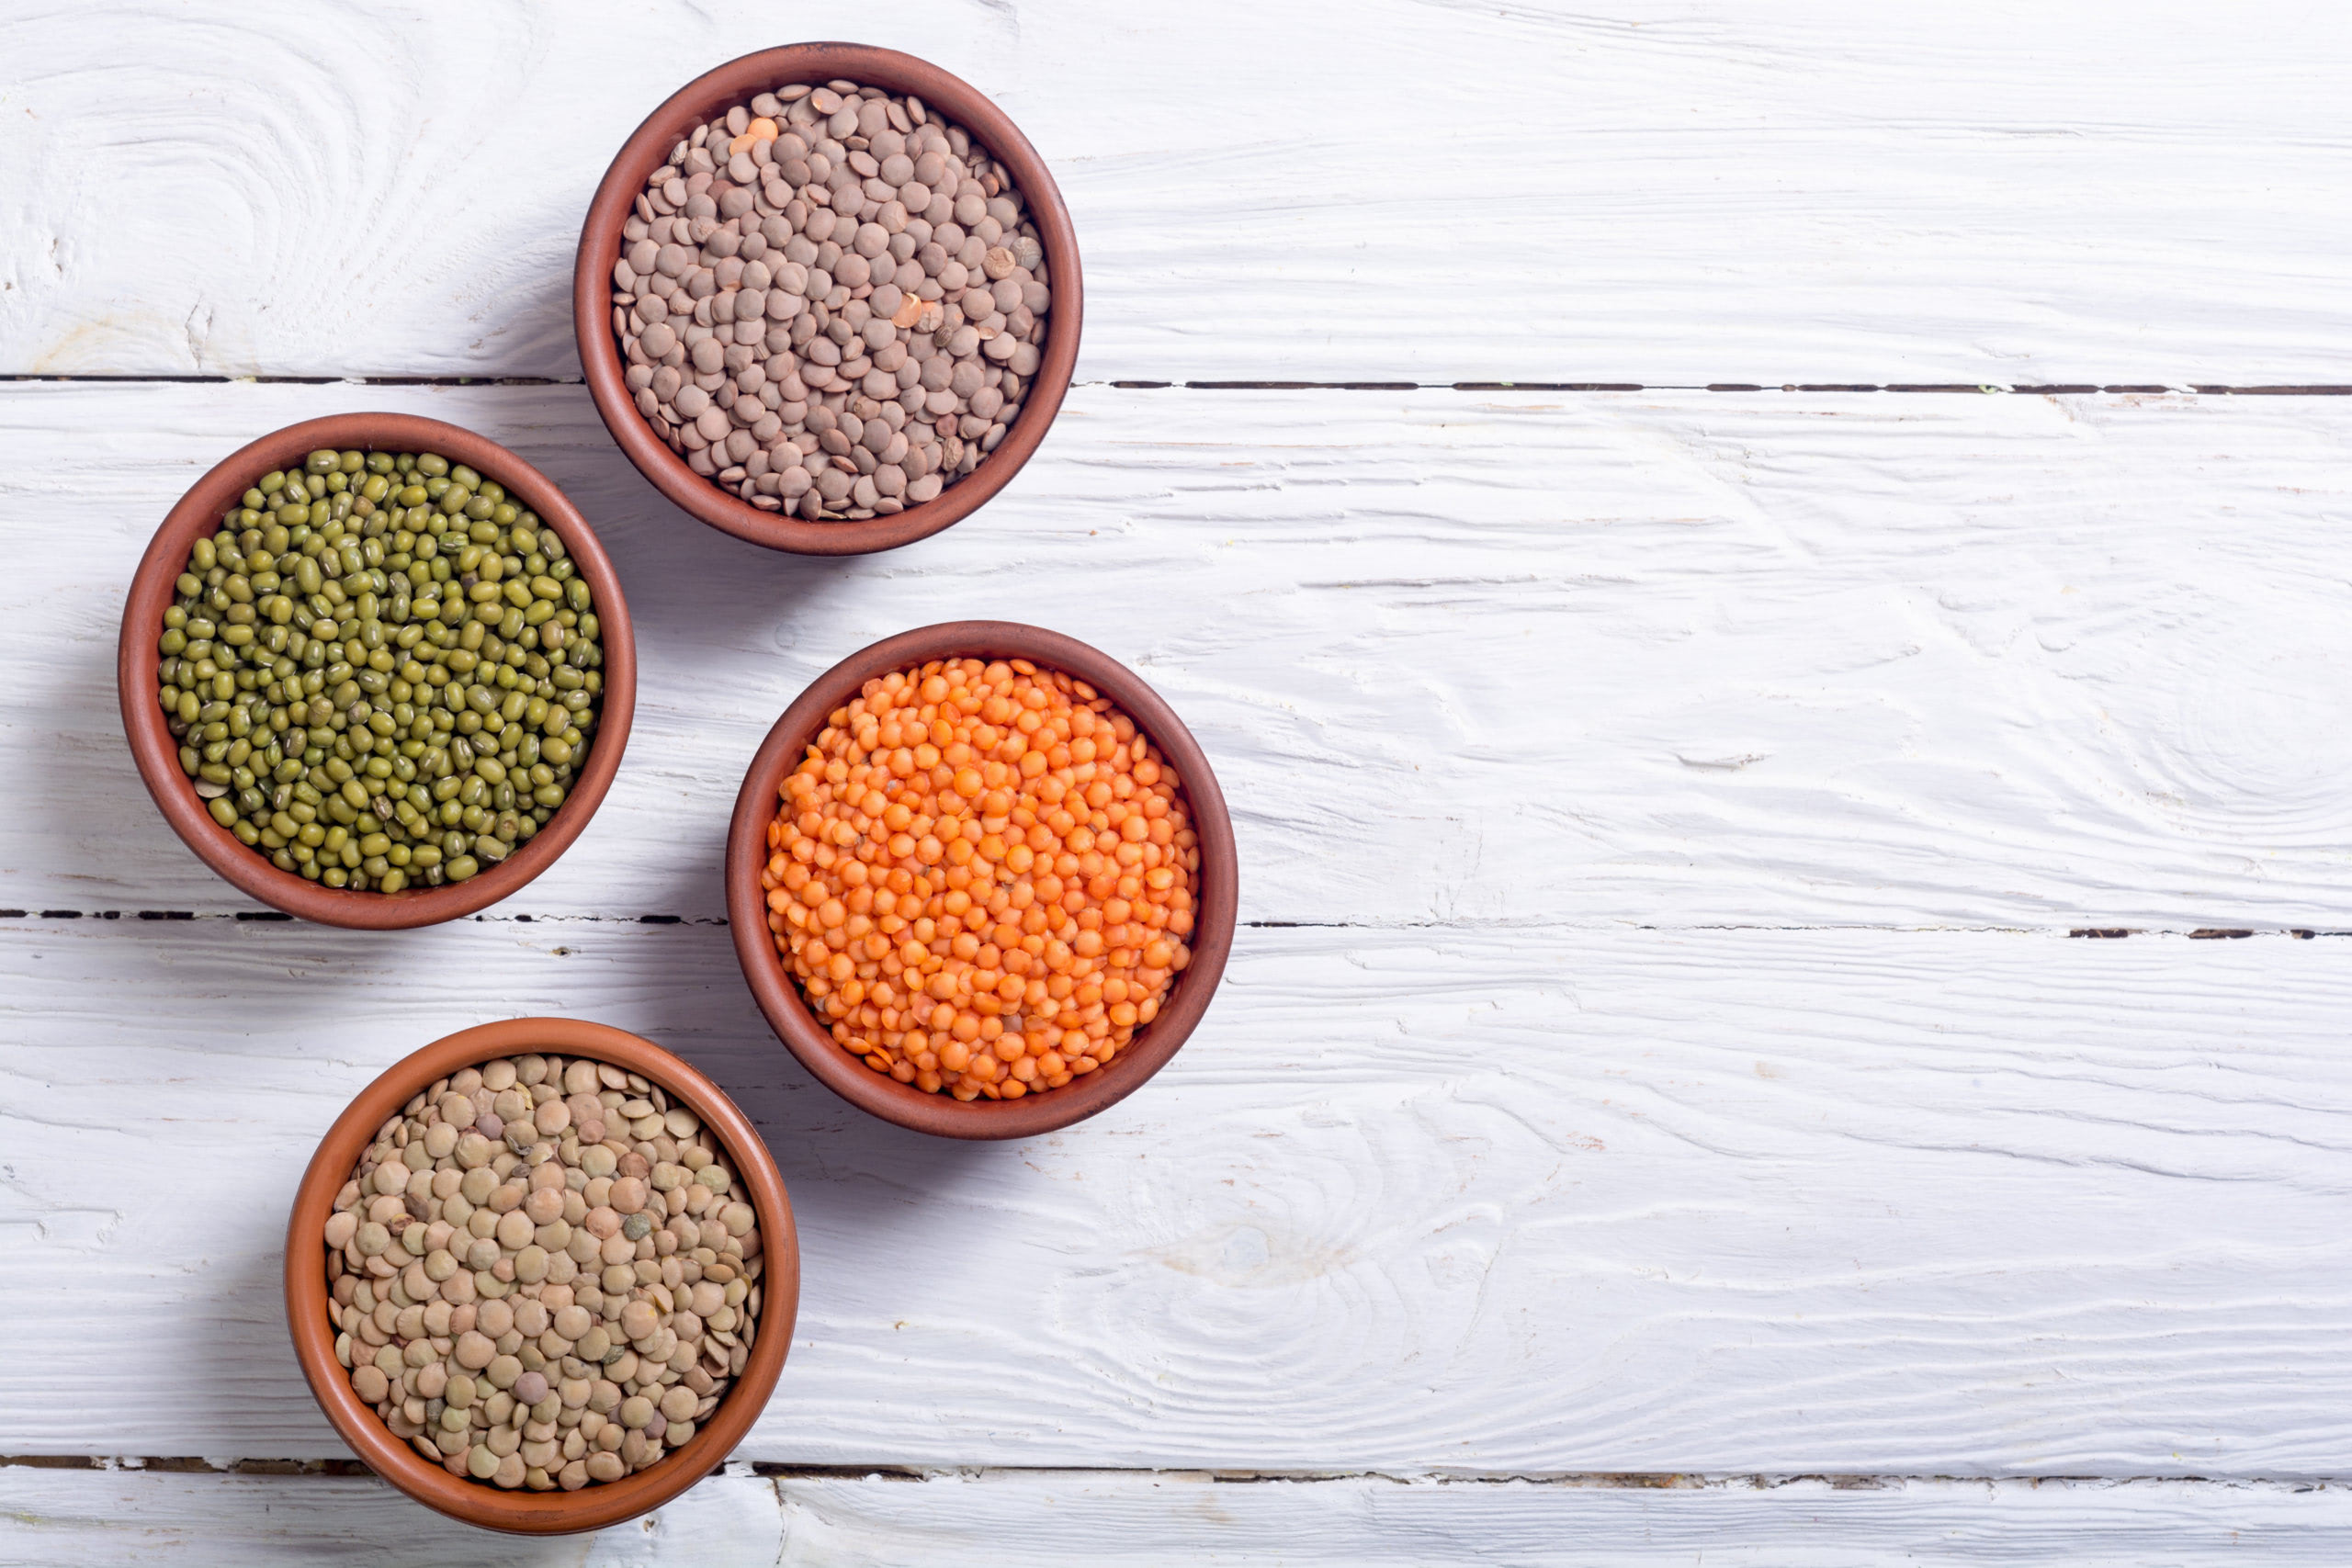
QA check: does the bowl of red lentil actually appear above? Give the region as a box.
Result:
[575,43,1082,557]
[726,623,1238,1138]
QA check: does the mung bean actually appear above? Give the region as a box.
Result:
[157,450,605,892]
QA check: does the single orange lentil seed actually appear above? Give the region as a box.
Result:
[764,659,1198,1100]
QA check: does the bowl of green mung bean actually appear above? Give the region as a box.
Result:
[118,414,636,928]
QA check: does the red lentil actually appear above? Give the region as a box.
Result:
[763,658,1198,1099]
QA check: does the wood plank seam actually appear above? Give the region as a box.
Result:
[8,375,2352,392]
[14,373,2352,394]
[8,1457,2351,1489]
[12,914,2352,942]
[9,912,2352,936]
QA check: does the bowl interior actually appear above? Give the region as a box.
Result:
[284,1018,797,1535]
[118,413,636,929]
[728,621,1238,1138]
[574,42,1083,556]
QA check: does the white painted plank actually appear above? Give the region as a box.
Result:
[9,1469,2352,1568]
[768,1472,2352,1568]
[6,919,2351,1474]
[6,2,2351,383]
[0,1463,782,1567]
[7,380,2352,930]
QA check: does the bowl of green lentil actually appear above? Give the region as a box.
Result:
[285,1016,797,1533]
[117,414,636,927]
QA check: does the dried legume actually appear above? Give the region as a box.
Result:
[322,1052,765,1493]
[156,449,605,891]
[609,79,1053,520]
[763,658,1198,1099]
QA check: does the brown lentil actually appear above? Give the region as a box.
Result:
[609,80,1053,520]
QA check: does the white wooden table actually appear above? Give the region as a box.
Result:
[6,3,2352,1562]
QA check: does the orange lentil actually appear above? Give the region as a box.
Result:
[764,659,1200,1100]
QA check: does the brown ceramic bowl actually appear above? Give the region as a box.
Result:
[117,414,636,928]
[285,1017,797,1534]
[574,43,1083,557]
[727,622,1238,1138]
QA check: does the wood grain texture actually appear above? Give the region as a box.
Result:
[8,1469,2352,1567]
[6,917,2351,1475]
[5,1,2351,383]
[769,1473,2352,1567]
[0,1463,783,1566]
[8,6,2352,1550]
[7,380,2352,930]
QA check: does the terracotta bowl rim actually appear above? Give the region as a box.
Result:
[116,412,636,929]
[282,1016,798,1535]
[573,41,1084,557]
[725,620,1238,1139]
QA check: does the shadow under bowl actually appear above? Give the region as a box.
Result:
[726,621,1238,1139]
[117,413,636,928]
[574,42,1083,557]
[283,1016,797,1535]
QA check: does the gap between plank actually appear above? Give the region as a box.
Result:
[4,1456,2346,1490]
[2,910,2349,938]
[5,375,2351,395]
[4,910,2351,937]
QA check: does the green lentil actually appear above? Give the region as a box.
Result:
[322,1053,763,1493]
[156,450,605,892]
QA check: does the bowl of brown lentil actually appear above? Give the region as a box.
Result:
[726,622,1238,1139]
[116,413,636,928]
[285,1016,797,1534]
[574,43,1082,556]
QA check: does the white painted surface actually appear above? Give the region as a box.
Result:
[9,1468,2352,1567]
[6,1,2352,1561]
[3,2,2351,384]
[0,1463,786,1567]
[10,381,2352,931]
[7,919,2352,1475]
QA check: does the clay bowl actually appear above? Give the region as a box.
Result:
[285,1017,797,1534]
[574,43,1083,557]
[727,622,1238,1138]
[117,413,636,929]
